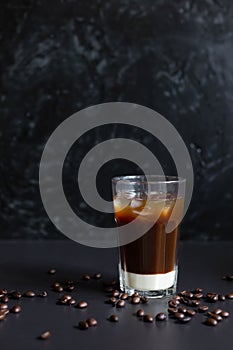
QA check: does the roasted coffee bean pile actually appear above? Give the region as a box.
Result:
[52,279,77,293]
[102,283,232,327]
[0,270,102,337]
[166,288,230,326]
[105,288,148,307]
[1,271,233,340]
[0,289,24,321]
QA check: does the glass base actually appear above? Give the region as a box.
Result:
[119,265,178,298]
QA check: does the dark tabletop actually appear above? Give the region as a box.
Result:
[1,240,233,350]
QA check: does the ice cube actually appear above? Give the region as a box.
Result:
[113,196,131,211]
[130,198,144,209]
[147,199,165,217]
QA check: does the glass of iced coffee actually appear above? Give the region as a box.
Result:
[112,175,185,298]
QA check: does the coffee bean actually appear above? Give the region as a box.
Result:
[11,291,22,299]
[169,300,179,308]
[0,307,9,316]
[67,298,76,305]
[226,293,233,299]
[0,289,7,297]
[39,331,51,339]
[141,296,149,304]
[186,309,196,317]
[172,298,180,305]
[178,306,187,314]
[48,268,56,275]
[205,318,217,326]
[109,314,119,322]
[112,290,120,298]
[206,292,215,298]
[0,295,8,303]
[11,305,22,314]
[0,309,7,316]
[132,292,139,297]
[24,291,36,297]
[121,293,129,300]
[79,321,89,330]
[223,274,233,281]
[192,300,201,307]
[213,308,222,315]
[143,314,154,323]
[104,286,114,293]
[0,313,6,321]
[108,297,117,305]
[86,318,97,326]
[173,295,181,301]
[82,274,91,281]
[207,312,222,321]
[194,293,203,299]
[0,304,8,310]
[220,310,230,318]
[168,307,178,314]
[198,305,209,313]
[174,312,185,320]
[184,292,194,299]
[179,291,193,299]
[213,314,222,322]
[218,295,226,301]
[179,290,188,296]
[155,312,167,321]
[131,297,140,305]
[58,295,72,304]
[193,288,203,293]
[116,300,125,308]
[173,297,181,303]
[136,309,145,317]
[179,316,191,323]
[54,285,63,292]
[180,297,191,306]
[206,293,218,302]
[52,282,60,288]
[76,301,88,309]
[38,291,48,298]
[65,285,75,292]
[93,273,102,279]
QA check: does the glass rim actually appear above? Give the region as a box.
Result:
[111,175,186,185]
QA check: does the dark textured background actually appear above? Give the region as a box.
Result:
[0,0,233,240]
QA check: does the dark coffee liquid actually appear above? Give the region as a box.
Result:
[115,197,182,275]
[119,223,179,274]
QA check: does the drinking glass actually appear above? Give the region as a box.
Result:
[112,175,185,298]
